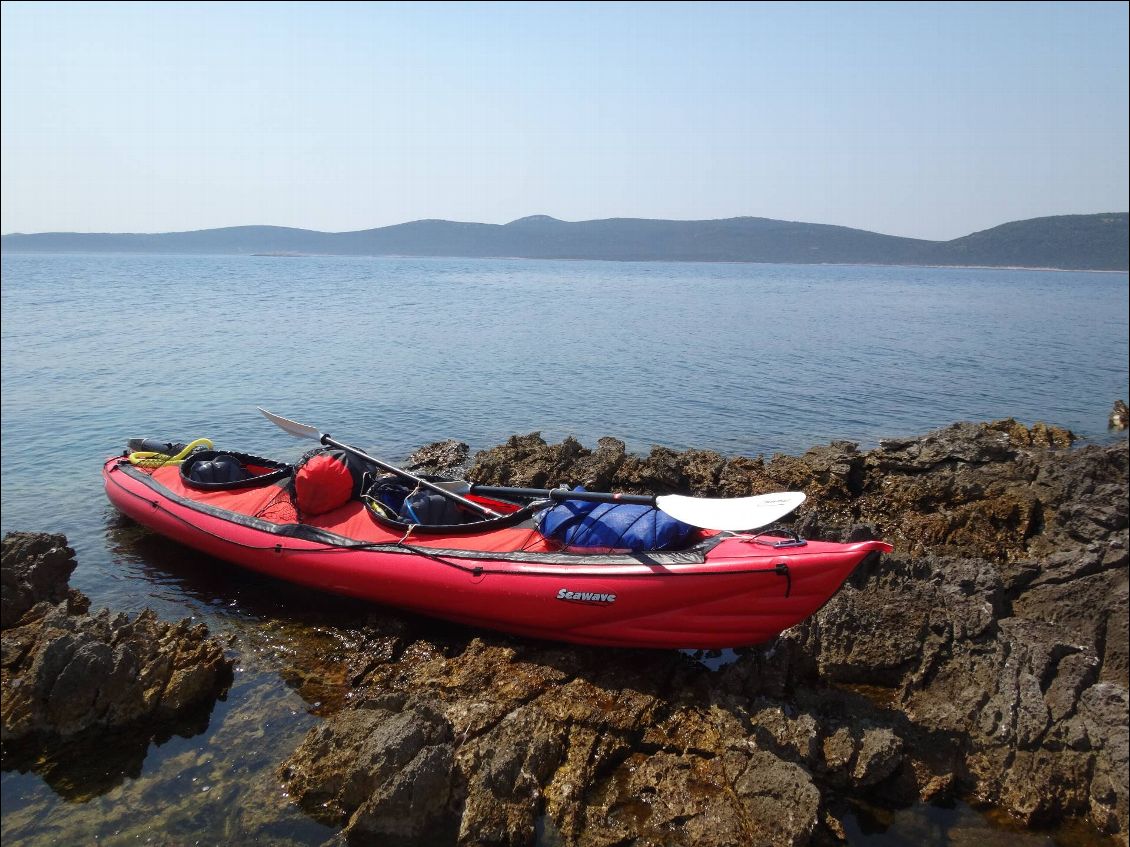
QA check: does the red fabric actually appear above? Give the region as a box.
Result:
[464,494,521,514]
[295,453,354,516]
[149,465,552,551]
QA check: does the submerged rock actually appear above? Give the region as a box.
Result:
[1112,400,1129,431]
[1,531,233,747]
[272,420,1128,846]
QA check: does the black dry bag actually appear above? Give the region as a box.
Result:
[187,454,250,485]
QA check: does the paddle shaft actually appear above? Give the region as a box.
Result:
[470,484,656,508]
[257,409,801,531]
[320,435,502,519]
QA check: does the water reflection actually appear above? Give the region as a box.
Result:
[2,697,218,803]
[105,512,386,626]
[842,798,1122,847]
[1,671,334,846]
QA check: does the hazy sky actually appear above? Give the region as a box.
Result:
[2,1,1127,240]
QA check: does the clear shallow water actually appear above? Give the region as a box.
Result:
[2,252,1127,844]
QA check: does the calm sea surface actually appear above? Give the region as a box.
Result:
[2,252,1127,845]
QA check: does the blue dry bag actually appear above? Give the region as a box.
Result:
[537,488,696,551]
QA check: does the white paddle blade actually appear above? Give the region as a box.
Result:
[656,491,806,532]
[258,407,322,441]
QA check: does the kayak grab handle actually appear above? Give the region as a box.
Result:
[740,528,808,548]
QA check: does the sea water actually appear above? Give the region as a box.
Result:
[2,252,1127,844]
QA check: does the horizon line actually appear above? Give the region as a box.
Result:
[3,210,1128,243]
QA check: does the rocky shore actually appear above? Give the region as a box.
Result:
[2,419,1126,845]
[1,532,233,798]
[273,419,1128,845]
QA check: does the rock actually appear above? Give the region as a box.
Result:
[569,436,628,490]
[1,531,86,629]
[987,417,1076,448]
[1,532,233,746]
[266,421,1129,845]
[851,727,905,788]
[456,706,565,845]
[612,445,692,493]
[1111,400,1129,431]
[467,432,589,489]
[280,696,458,845]
[1079,684,1130,836]
[404,439,469,475]
[581,748,822,847]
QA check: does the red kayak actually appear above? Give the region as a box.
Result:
[103,447,890,649]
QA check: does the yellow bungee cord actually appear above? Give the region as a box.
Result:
[128,438,214,468]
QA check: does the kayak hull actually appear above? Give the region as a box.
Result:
[103,457,890,649]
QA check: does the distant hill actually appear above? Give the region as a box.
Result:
[3,213,1126,271]
[917,214,1128,271]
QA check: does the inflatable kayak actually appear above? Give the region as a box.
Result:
[102,439,890,649]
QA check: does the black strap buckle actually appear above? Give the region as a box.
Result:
[748,528,807,548]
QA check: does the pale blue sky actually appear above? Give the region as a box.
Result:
[2,1,1127,239]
